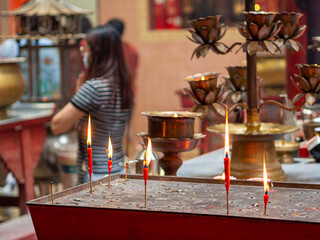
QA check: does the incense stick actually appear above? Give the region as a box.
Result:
[90,176,92,194]
[125,163,128,182]
[50,182,54,204]
[227,192,229,215]
[145,184,147,207]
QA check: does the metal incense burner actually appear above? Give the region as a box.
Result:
[140,111,203,176]
[27,174,320,240]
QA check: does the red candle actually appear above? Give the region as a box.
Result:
[144,137,152,206]
[224,106,230,214]
[107,134,113,188]
[263,150,269,215]
[87,114,93,193]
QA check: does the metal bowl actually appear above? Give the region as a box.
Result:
[137,132,205,153]
[275,140,300,163]
[207,123,299,141]
[141,111,201,139]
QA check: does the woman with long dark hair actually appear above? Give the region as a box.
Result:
[51,25,134,183]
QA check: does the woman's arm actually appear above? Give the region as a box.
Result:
[51,103,86,135]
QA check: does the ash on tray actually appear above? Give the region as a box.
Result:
[33,174,320,223]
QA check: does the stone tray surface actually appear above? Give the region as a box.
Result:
[29,175,320,223]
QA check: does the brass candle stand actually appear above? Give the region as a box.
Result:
[183,1,320,180]
[140,111,204,176]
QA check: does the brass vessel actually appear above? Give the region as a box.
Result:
[274,140,300,164]
[0,58,25,119]
[208,123,299,180]
[138,132,205,176]
[141,111,201,139]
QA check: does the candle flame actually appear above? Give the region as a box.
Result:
[201,75,205,80]
[174,113,178,117]
[263,151,269,192]
[87,114,91,145]
[145,137,152,166]
[108,134,113,158]
[225,106,229,157]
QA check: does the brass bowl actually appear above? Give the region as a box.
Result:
[0,58,25,118]
[137,132,205,176]
[141,111,201,139]
[275,140,300,164]
[207,123,299,141]
[137,132,205,153]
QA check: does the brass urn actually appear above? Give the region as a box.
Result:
[0,58,25,118]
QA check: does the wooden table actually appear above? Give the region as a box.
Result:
[0,103,55,214]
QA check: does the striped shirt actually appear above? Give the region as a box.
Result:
[71,78,131,184]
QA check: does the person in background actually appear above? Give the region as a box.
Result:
[51,25,134,183]
[106,18,139,158]
[106,18,138,94]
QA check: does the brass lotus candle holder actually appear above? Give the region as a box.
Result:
[237,11,282,55]
[224,66,247,104]
[308,36,320,51]
[291,64,320,106]
[184,7,315,180]
[187,15,240,59]
[274,12,306,52]
[183,72,225,118]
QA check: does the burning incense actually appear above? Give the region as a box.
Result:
[107,134,113,188]
[263,148,269,215]
[144,137,152,207]
[224,106,230,215]
[50,182,54,204]
[87,114,93,194]
[125,162,128,182]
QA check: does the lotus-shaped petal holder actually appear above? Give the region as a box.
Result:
[308,36,320,51]
[291,64,320,106]
[274,12,306,52]
[187,15,229,59]
[237,11,282,55]
[224,66,247,103]
[183,72,225,118]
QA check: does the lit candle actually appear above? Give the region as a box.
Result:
[224,105,230,215]
[144,137,152,207]
[107,134,113,188]
[263,149,269,215]
[87,114,93,194]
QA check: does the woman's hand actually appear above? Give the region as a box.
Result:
[51,103,85,135]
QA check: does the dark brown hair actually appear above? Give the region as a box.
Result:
[85,25,133,109]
